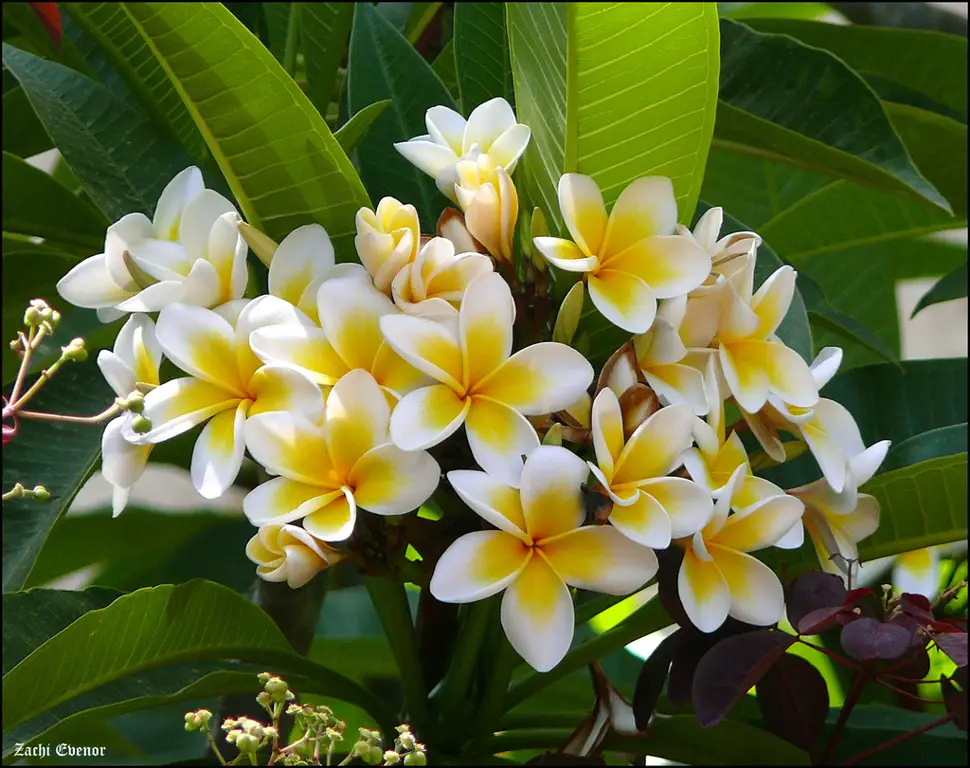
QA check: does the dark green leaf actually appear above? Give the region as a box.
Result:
[912,262,968,317]
[262,2,292,63]
[348,2,457,232]
[302,2,354,118]
[715,19,950,211]
[335,100,392,154]
[2,362,113,592]
[719,3,835,21]
[881,424,968,474]
[454,3,514,113]
[431,40,459,102]
[1,86,52,157]
[2,43,195,221]
[832,2,968,37]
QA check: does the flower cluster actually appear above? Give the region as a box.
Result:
[57,97,891,673]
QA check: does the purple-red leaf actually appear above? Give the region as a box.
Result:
[633,630,683,731]
[797,606,846,635]
[899,593,934,623]
[841,618,911,660]
[942,676,967,731]
[786,572,846,629]
[756,654,829,753]
[936,633,968,668]
[692,630,796,727]
[887,646,931,682]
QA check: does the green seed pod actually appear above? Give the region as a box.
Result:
[131,414,153,434]
[361,746,384,766]
[24,306,42,327]
[126,391,146,413]
[404,751,427,767]
[31,485,50,502]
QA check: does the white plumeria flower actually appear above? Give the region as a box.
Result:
[431,446,657,672]
[893,547,941,598]
[394,97,531,204]
[675,207,761,299]
[243,369,440,541]
[380,272,594,487]
[633,319,709,416]
[97,314,162,517]
[453,155,518,263]
[533,174,711,334]
[131,297,324,499]
[714,265,819,414]
[249,265,429,403]
[391,236,493,319]
[678,468,805,633]
[267,224,337,324]
[587,390,712,549]
[743,347,891,498]
[57,168,249,320]
[246,523,346,589]
[355,198,421,294]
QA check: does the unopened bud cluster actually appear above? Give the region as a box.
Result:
[4,483,50,502]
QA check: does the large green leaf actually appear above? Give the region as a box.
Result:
[912,262,968,317]
[2,152,107,249]
[454,2,514,113]
[335,100,392,155]
[881,423,968,474]
[714,19,949,212]
[121,2,370,257]
[432,41,460,102]
[348,2,457,232]
[60,3,209,162]
[507,3,720,231]
[2,43,194,221]
[2,363,113,592]
[1,86,52,157]
[742,19,967,121]
[302,3,354,118]
[1,579,394,737]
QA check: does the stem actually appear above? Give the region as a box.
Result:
[872,677,941,704]
[9,353,68,412]
[471,634,517,737]
[795,637,859,671]
[840,714,955,766]
[363,575,431,737]
[9,328,38,405]
[16,403,121,424]
[820,671,866,764]
[282,3,301,76]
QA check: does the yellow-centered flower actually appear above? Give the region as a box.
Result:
[355,197,421,294]
[246,523,346,589]
[391,236,493,319]
[453,154,518,263]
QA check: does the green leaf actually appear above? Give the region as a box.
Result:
[60,3,209,163]
[1,579,394,736]
[262,2,292,63]
[881,424,968,474]
[507,3,720,231]
[2,42,195,221]
[121,2,370,257]
[2,363,113,592]
[2,151,108,249]
[715,19,950,212]
[719,3,836,22]
[404,2,442,44]
[335,100,392,154]
[301,2,354,118]
[348,2,457,232]
[2,588,120,674]
[743,19,967,121]
[431,41,460,102]
[1,86,52,157]
[454,2,514,113]
[912,262,968,317]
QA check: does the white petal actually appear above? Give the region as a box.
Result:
[101,417,151,489]
[395,139,459,178]
[243,410,335,485]
[463,97,517,154]
[430,530,531,602]
[389,384,471,451]
[501,554,574,672]
[427,105,467,154]
[679,548,731,634]
[247,365,325,426]
[191,400,248,499]
[810,347,843,390]
[774,520,805,550]
[269,224,336,307]
[711,545,786,626]
[112,313,162,387]
[180,189,236,262]
[351,443,440,515]
[155,303,246,394]
[153,166,204,240]
[56,254,134,309]
[446,469,529,539]
[638,477,714,538]
[97,350,136,399]
[465,397,540,488]
[541,525,658,594]
[104,213,155,290]
[137,377,240,444]
[487,123,531,171]
[893,548,941,598]
[519,445,588,540]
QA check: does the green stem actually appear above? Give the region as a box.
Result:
[503,596,670,712]
[282,3,301,77]
[573,593,626,627]
[470,635,517,736]
[464,728,572,758]
[436,598,496,719]
[364,575,431,738]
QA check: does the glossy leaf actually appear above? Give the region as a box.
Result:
[881,424,968,474]
[2,363,113,592]
[756,654,829,753]
[1,86,52,157]
[348,1,457,232]
[2,42,194,221]
[302,2,354,118]
[841,617,911,661]
[912,263,968,317]
[122,2,370,257]
[715,19,949,212]
[784,572,847,632]
[432,40,460,101]
[335,99,392,154]
[2,151,107,249]
[507,3,720,231]
[454,2,514,113]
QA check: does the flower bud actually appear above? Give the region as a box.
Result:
[184,712,201,732]
[256,691,273,708]
[62,338,87,363]
[238,221,279,268]
[383,750,401,766]
[49,310,61,329]
[24,306,42,328]
[361,746,384,766]
[257,672,272,684]
[31,485,50,502]
[404,751,427,767]
[125,391,145,413]
[131,414,153,434]
[235,732,260,754]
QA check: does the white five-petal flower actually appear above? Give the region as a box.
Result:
[391,236,493,319]
[246,523,346,589]
[431,446,657,672]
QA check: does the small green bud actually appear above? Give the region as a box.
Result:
[125,391,145,413]
[39,307,54,323]
[196,709,212,725]
[62,338,87,363]
[404,751,427,767]
[257,672,272,684]
[29,299,49,311]
[131,414,153,434]
[256,691,273,708]
[184,713,201,732]
[235,733,260,754]
[361,746,384,765]
[10,337,24,353]
[383,750,401,765]
[24,306,42,327]
[49,310,61,329]
[222,717,238,731]
[31,485,50,502]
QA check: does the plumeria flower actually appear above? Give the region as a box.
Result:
[249,266,429,403]
[246,523,346,589]
[675,207,761,298]
[742,347,891,498]
[355,198,421,294]
[533,174,711,334]
[131,297,323,499]
[587,390,712,549]
[430,446,657,672]
[391,236,493,319]
[678,469,805,633]
[633,319,709,416]
[714,265,818,414]
[791,448,884,577]
[97,314,162,517]
[893,547,941,598]
[394,97,531,204]
[242,369,440,541]
[453,155,518,263]
[267,224,338,324]
[58,167,248,320]
[380,272,594,487]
